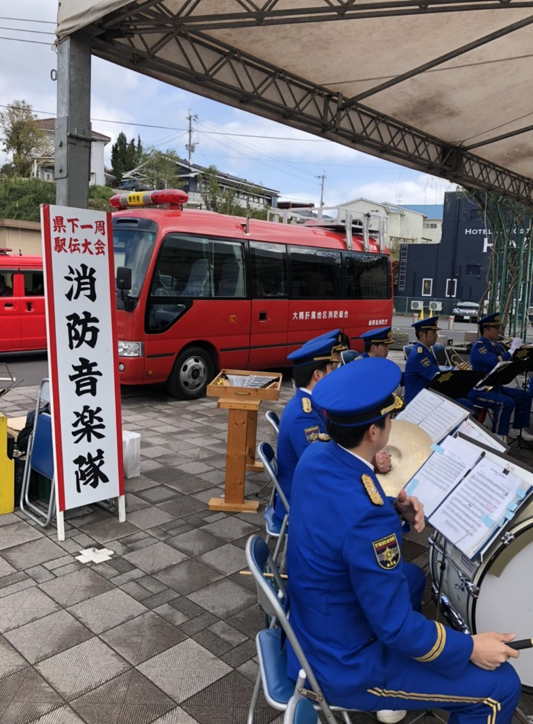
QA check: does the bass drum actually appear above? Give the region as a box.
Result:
[429,498,533,690]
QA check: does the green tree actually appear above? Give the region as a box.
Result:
[110,132,143,184]
[0,177,55,221]
[0,177,116,221]
[138,147,183,189]
[0,100,46,177]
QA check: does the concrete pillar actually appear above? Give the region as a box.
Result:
[55,34,92,208]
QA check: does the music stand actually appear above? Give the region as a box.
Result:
[476,359,525,389]
[429,370,485,400]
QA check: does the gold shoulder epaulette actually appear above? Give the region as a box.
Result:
[361,474,383,506]
[417,346,423,353]
[302,397,312,413]
[317,433,330,441]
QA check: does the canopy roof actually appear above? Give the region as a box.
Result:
[57,1,533,206]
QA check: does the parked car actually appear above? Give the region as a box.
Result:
[452,301,480,322]
[117,178,151,192]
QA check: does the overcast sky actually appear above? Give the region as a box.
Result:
[0,0,456,207]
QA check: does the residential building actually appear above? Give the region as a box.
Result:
[0,220,41,256]
[31,119,111,187]
[399,204,443,243]
[126,159,280,211]
[336,198,437,249]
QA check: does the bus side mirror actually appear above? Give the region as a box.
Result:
[117,266,132,291]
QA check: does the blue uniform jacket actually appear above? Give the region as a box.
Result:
[470,337,511,373]
[404,344,439,404]
[286,441,473,703]
[275,388,327,518]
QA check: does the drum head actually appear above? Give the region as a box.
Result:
[474,522,533,690]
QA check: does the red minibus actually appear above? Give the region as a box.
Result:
[1,190,393,398]
[111,189,392,398]
[0,250,46,352]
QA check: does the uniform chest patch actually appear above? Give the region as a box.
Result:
[304,425,320,443]
[372,534,401,569]
[302,397,312,413]
[421,357,431,367]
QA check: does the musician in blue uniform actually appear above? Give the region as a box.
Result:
[286,358,521,724]
[470,312,533,440]
[404,316,473,410]
[275,331,346,519]
[360,326,393,358]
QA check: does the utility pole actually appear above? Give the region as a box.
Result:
[185,110,198,165]
[316,172,326,207]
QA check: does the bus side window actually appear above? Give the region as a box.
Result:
[0,271,14,297]
[289,247,342,299]
[23,271,44,297]
[212,241,245,298]
[345,252,391,299]
[250,242,287,298]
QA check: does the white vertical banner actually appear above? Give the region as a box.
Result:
[41,205,124,536]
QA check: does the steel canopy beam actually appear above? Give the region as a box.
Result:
[89,28,533,205]
[101,0,533,32]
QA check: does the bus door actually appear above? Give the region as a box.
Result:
[0,270,19,351]
[19,269,46,350]
[248,242,288,368]
[144,234,251,378]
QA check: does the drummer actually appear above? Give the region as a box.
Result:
[404,316,474,410]
[286,357,521,723]
[360,326,393,358]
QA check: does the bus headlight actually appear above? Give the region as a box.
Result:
[118,341,144,357]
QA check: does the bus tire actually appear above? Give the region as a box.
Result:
[166,346,214,400]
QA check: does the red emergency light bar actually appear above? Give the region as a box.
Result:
[109,189,189,210]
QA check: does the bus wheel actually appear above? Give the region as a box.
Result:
[166,347,214,399]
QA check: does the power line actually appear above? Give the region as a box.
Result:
[0,26,55,35]
[0,36,53,46]
[0,16,55,24]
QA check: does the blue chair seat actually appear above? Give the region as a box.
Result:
[257,628,295,706]
[265,505,283,537]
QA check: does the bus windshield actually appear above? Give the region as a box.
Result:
[113,219,158,306]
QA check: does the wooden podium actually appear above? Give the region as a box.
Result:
[206,370,282,513]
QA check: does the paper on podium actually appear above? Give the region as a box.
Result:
[396,389,470,443]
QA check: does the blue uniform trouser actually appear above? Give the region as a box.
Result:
[338,659,521,724]
[468,385,531,435]
[404,562,426,613]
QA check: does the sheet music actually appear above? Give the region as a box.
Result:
[405,436,483,517]
[456,419,507,453]
[396,389,469,443]
[430,458,522,558]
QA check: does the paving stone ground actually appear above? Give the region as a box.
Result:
[1,355,533,723]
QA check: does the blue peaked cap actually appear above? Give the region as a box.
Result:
[360,326,393,344]
[314,357,403,426]
[288,329,346,366]
[478,312,501,327]
[411,315,440,332]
